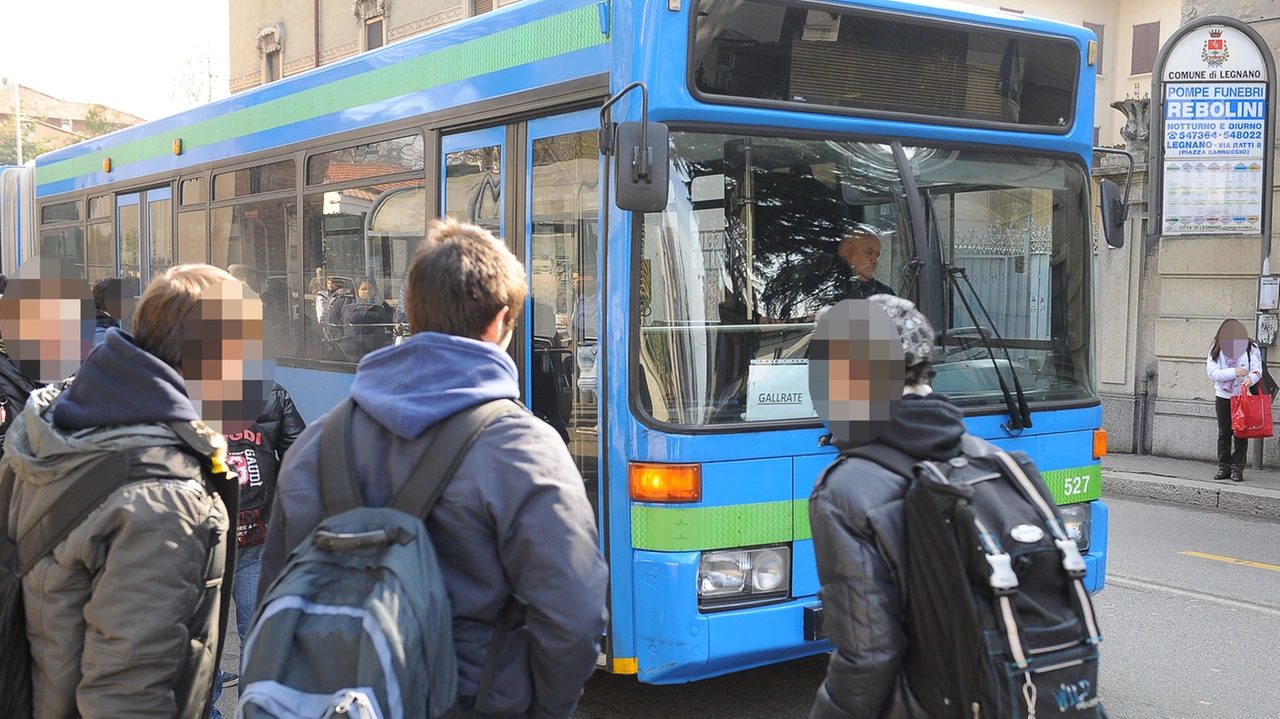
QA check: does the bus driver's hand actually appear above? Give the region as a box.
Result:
[1237,367,1248,377]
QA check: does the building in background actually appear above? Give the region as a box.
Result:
[0,80,144,164]
[229,0,518,93]
[965,0,1180,147]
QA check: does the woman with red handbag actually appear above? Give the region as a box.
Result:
[1207,319,1262,481]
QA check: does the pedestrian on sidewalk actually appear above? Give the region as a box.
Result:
[1207,318,1262,482]
[259,217,608,718]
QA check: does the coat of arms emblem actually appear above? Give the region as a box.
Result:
[1203,29,1229,66]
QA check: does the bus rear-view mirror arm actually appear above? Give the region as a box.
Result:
[600,81,670,213]
[1092,147,1134,249]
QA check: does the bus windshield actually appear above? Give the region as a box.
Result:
[636,131,1095,427]
[691,0,1079,130]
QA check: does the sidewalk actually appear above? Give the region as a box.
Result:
[1102,452,1280,517]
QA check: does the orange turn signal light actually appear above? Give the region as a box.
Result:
[173,138,183,156]
[102,157,112,173]
[629,462,701,503]
[1093,429,1107,460]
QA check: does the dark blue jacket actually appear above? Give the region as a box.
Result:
[259,332,608,719]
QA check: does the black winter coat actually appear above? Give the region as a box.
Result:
[231,382,305,548]
[808,393,966,719]
[257,381,306,457]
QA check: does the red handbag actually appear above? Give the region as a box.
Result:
[1232,382,1274,439]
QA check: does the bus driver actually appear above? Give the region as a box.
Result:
[838,225,895,300]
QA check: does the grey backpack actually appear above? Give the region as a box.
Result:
[238,398,520,719]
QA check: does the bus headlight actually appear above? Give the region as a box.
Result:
[1059,503,1091,554]
[697,545,790,609]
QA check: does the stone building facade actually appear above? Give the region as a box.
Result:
[228,0,522,93]
[1097,1,1280,465]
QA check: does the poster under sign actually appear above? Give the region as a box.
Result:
[745,359,815,422]
[1162,158,1264,234]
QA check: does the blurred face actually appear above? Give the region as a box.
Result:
[841,233,882,283]
[358,282,372,301]
[326,278,336,292]
[808,300,905,445]
[180,280,276,434]
[0,259,95,383]
[1220,321,1249,359]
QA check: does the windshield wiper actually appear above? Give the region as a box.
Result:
[944,264,1034,433]
[919,191,1031,433]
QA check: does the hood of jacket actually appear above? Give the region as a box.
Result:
[4,381,221,490]
[872,393,967,461]
[349,331,520,440]
[53,327,199,430]
[4,329,221,489]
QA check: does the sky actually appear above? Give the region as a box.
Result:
[1,0,230,122]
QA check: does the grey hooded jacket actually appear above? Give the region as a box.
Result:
[4,330,232,719]
[260,332,608,719]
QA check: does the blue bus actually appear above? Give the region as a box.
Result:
[10,0,1108,684]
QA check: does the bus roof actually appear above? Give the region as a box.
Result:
[34,0,1092,198]
[34,0,608,197]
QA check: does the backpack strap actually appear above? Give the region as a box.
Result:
[318,398,363,516]
[389,399,523,519]
[387,398,523,715]
[989,451,1102,646]
[10,452,130,576]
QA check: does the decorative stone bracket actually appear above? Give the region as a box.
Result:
[353,0,387,21]
[1111,97,1150,153]
[256,24,283,56]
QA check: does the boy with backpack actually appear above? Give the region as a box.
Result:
[255,217,608,719]
[808,296,1104,719]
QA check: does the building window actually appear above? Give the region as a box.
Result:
[1084,22,1104,75]
[354,0,386,51]
[1093,126,1101,146]
[265,51,281,82]
[1132,22,1160,75]
[365,18,384,51]
[474,0,494,15]
[257,24,284,85]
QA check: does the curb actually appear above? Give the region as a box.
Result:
[1102,470,1280,518]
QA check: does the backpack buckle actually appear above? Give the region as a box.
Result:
[1055,538,1088,577]
[986,552,1019,592]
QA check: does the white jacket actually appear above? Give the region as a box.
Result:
[1206,343,1262,399]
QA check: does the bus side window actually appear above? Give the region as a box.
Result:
[302,184,424,363]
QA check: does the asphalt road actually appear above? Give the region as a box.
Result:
[1094,496,1280,719]
[217,496,1280,719]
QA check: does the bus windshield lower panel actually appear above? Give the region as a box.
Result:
[635,131,1095,428]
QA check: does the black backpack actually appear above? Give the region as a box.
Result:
[1,444,238,719]
[849,437,1104,719]
[1248,341,1279,400]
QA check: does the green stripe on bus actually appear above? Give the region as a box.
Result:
[36,4,607,187]
[794,499,811,541]
[631,501,793,552]
[633,463,1099,551]
[1040,464,1102,505]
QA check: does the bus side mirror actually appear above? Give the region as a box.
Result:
[613,121,669,213]
[1098,179,1126,249]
